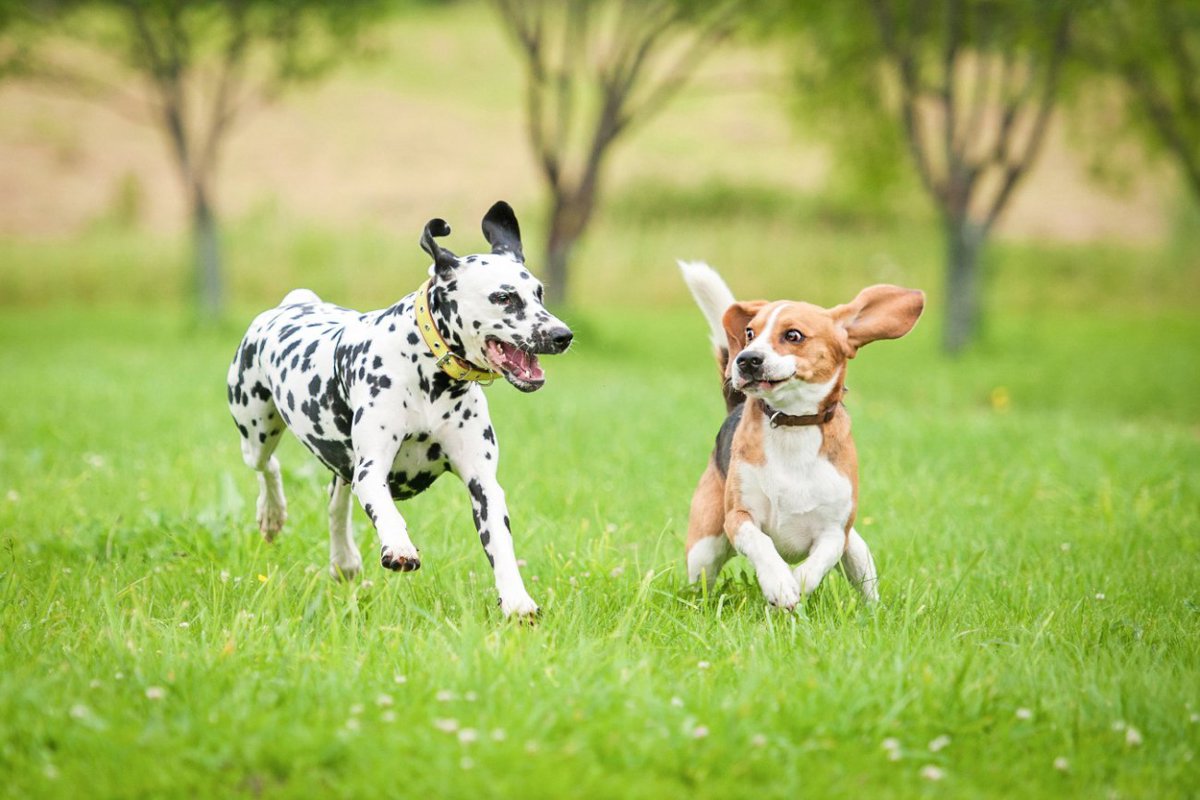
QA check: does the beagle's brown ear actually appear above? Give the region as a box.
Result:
[831,285,924,356]
[721,300,767,376]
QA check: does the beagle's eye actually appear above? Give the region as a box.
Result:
[489,291,511,304]
[784,329,805,344]
[745,327,755,342]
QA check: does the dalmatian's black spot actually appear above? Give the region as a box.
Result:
[237,424,249,438]
[251,383,271,402]
[482,426,495,444]
[407,332,419,346]
[308,375,321,396]
[258,432,267,443]
[467,478,488,524]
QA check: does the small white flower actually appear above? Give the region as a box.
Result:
[491,728,506,741]
[670,696,684,708]
[69,704,90,720]
[376,694,393,707]
[394,674,407,685]
[1054,757,1069,772]
[1095,593,1105,600]
[145,686,166,700]
[89,679,102,690]
[524,740,540,754]
[516,559,527,567]
[436,690,457,702]
[5,490,19,503]
[114,672,124,680]
[219,570,230,582]
[345,718,361,732]
[433,718,459,733]
[882,738,901,751]
[697,661,711,670]
[465,691,478,702]
[1015,708,1033,720]
[1060,543,1071,552]
[610,566,625,578]
[349,704,364,716]
[751,734,768,748]
[1125,727,1143,747]
[458,728,479,744]
[178,622,189,629]
[1111,719,1127,731]
[928,735,951,752]
[888,750,902,762]
[920,765,945,781]
[1191,713,1200,724]
[693,725,709,739]
[381,711,396,723]
[84,453,106,469]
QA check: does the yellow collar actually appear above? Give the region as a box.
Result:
[413,279,502,384]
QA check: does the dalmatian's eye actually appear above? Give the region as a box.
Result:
[489,292,511,304]
[783,329,805,344]
[745,327,755,342]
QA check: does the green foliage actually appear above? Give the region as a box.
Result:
[1072,0,1200,200]
[1,304,1198,797]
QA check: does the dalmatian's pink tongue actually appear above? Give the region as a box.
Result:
[486,340,544,382]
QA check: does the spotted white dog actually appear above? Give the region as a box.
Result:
[226,202,572,617]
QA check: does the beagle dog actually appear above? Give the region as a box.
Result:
[678,261,924,608]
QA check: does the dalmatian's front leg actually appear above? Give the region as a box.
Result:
[351,444,421,572]
[444,418,538,618]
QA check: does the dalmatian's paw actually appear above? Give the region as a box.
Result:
[380,544,421,572]
[330,557,363,581]
[256,502,287,541]
[499,591,540,619]
[758,567,801,610]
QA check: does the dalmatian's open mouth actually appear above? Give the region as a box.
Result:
[485,337,545,392]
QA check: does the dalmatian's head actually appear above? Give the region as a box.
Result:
[421,202,573,393]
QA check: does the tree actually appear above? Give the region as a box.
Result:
[489,0,737,306]
[1079,0,1200,203]
[787,1,1071,353]
[24,0,383,320]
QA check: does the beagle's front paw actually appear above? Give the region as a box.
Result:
[758,567,802,610]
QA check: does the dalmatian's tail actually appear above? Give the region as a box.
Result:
[280,288,321,306]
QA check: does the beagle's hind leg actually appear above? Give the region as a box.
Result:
[686,463,732,590]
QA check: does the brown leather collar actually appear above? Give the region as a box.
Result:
[760,398,840,428]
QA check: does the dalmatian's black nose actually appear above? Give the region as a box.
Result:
[549,326,573,351]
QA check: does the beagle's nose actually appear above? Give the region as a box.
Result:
[549,326,573,351]
[736,351,764,372]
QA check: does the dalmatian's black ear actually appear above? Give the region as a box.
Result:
[481,201,524,262]
[421,218,459,276]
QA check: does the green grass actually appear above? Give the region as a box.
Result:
[1,299,1198,798]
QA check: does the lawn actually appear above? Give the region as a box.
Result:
[1,280,1198,796]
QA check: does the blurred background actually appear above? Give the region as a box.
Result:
[0,0,1195,350]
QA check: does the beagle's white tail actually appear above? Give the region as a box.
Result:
[677,260,735,354]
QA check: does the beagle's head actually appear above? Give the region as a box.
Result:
[722,285,925,411]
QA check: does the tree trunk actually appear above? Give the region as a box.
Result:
[191,181,223,322]
[542,190,593,307]
[942,218,984,354]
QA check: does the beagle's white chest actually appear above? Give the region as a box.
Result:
[736,426,853,562]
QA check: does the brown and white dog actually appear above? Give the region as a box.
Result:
[678,261,924,608]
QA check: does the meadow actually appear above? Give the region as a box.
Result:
[1,206,1199,798]
[2,3,1200,796]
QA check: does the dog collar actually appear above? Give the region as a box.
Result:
[413,279,502,384]
[760,399,840,428]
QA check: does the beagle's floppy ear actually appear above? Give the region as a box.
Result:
[420,218,460,277]
[481,201,524,262]
[831,285,925,356]
[721,300,767,376]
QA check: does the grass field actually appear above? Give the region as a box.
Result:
[1,268,1198,796]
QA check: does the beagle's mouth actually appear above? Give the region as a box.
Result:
[485,337,545,392]
[736,374,793,393]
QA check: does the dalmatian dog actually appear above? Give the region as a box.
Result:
[226,201,572,617]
